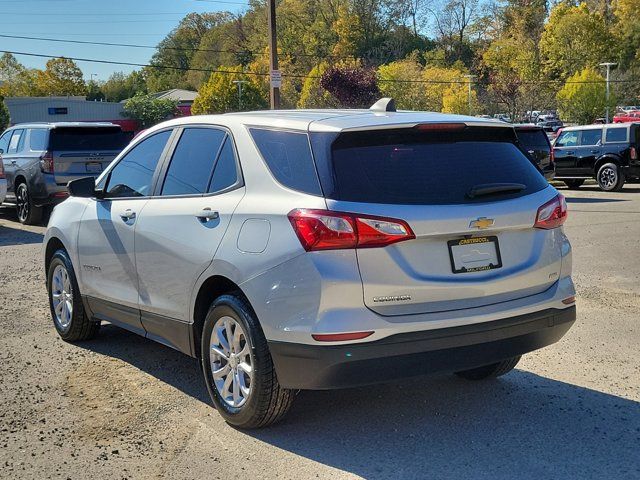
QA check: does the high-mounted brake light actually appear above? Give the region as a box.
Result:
[40,151,54,173]
[534,194,567,229]
[414,123,466,131]
[288,209,415,251]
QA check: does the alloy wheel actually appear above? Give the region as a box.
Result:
[16,184,30,223]
[51,264,73,329]
[209,316,253,408]
[599,167,617,189]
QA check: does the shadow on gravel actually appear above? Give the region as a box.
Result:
[76,325,640,479]
[0,225,44,246]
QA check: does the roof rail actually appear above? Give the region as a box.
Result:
[370,98,396,113]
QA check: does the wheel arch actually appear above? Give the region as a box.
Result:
[594,154,623,173]
[191,275,254,359]
[44,236,68,273]
[14,174,27,191]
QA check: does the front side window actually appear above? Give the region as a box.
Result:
[0,131,11,154]
[161,128,225,196]
[250,128,322,195]
[580,129,602,146]
[555,131,579,147]
[105,130,172,198]
[7,129,24,154]
[208,137,239,193]
[605,127,627,143]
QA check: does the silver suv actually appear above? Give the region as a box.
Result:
[43,106,576,428]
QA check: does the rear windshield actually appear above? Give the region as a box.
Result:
[314,127,548,205]
[49,127,131,151]
[515,130,550,150]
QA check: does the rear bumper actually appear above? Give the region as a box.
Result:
[268,306,576,390]
[30,173,68,207]
[0,178,6,204]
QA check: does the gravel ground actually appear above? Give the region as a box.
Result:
[0,184,639,480]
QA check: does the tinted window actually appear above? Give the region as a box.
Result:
[556,131,579,147]
[605,127,627,143]
[49,127,130,151]
[580,129,602,146]
[161,128,225,196]
[516,130,550,149]
[209,137,238,193]
[29,129,48,151]
[323,128,548,205]
[0,131,11,154]
[106,130,171,198]
[7,129,24,154]
[250,129,321,195]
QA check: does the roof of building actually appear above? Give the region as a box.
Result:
[151,89,198,102]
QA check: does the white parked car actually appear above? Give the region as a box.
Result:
[43,102,576,428]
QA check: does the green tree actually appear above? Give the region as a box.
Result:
[540,4,615,80]
[86,81,105,101]
[192,67,267,114]
[0,98,9,130]
[298,62,340,108]
[35,58,86,96]
[378,59,431,110]
[0,53,39,97]
[556,68,614,124]
[102,71,147,102]
[122,94,178,129]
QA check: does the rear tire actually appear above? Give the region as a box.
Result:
[597,163,625,192]
[455,356,521,380]
[47,249,100,341]
[201,294,294,429]
[15,182,43,225]
[563,179,584,189]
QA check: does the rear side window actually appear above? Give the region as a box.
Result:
[105,130,171,198]
[320,128,548,205]
[208,137,238,193]
[516,130,550,149]
[250,128,322,195]
[161,128,225,196]
[605,127,627,143]
[29,129,48,151]
[49,127,130,151]
[580,129,602,146]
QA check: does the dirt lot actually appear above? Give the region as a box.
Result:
[1,185,639,480]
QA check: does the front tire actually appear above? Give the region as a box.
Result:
[597,163,625,191]
[201,294,294,429]
[563,179,584,189]
[15,182,43,225]
[47,249,100,341]
[455,356,521,380]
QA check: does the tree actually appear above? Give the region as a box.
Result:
[540,4,615,81]
[298,63,340,108]
[556,68,613,124]
[0,98,9,131]
[320,65,380,108]
[191,67,267,114]
[0,53,39,97]
[122,94,178,129]
[35,58,86,96]
[378,58,431,110]
[86,81,105,101]
[102,71,147,102]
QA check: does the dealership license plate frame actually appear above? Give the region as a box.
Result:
[85,162,102,173]
[447,236,503,274]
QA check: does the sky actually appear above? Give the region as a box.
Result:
[0,0,249,81]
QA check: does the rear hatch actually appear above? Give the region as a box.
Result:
[49,126,131,184]
[311,124,561,316]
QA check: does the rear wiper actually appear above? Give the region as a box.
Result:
[466,183,526,199]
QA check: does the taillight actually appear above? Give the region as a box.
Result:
[0,157,4,179]
[40,151,54,173]
[534,194,567,229]
[287,209,415,251]
[631,146,637,161]
[550,148,555,165]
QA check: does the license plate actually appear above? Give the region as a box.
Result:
[85,162,102,173]
[447,236,502,274]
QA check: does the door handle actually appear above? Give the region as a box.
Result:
[119,209,136,221]
[565,151,575,155]
[590,150,600,154]
[11,160,17,164]
[196,207,219,221]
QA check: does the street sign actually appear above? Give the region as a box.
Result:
[270,70,282,88]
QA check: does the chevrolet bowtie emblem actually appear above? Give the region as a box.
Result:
[469,217,495,229]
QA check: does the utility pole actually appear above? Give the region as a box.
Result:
[463,74,476,115]
[232,79,248,111]
[599,62,617,123]
[268,0,280,109]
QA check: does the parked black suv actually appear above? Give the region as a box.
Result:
[0,123,132,224]
[553,123,640,191]
[514,125,555,179]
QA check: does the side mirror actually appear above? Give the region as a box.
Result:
[0,148,4,154]
[67,177,97,198]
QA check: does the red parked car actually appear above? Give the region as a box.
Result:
[613,111,640,123]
